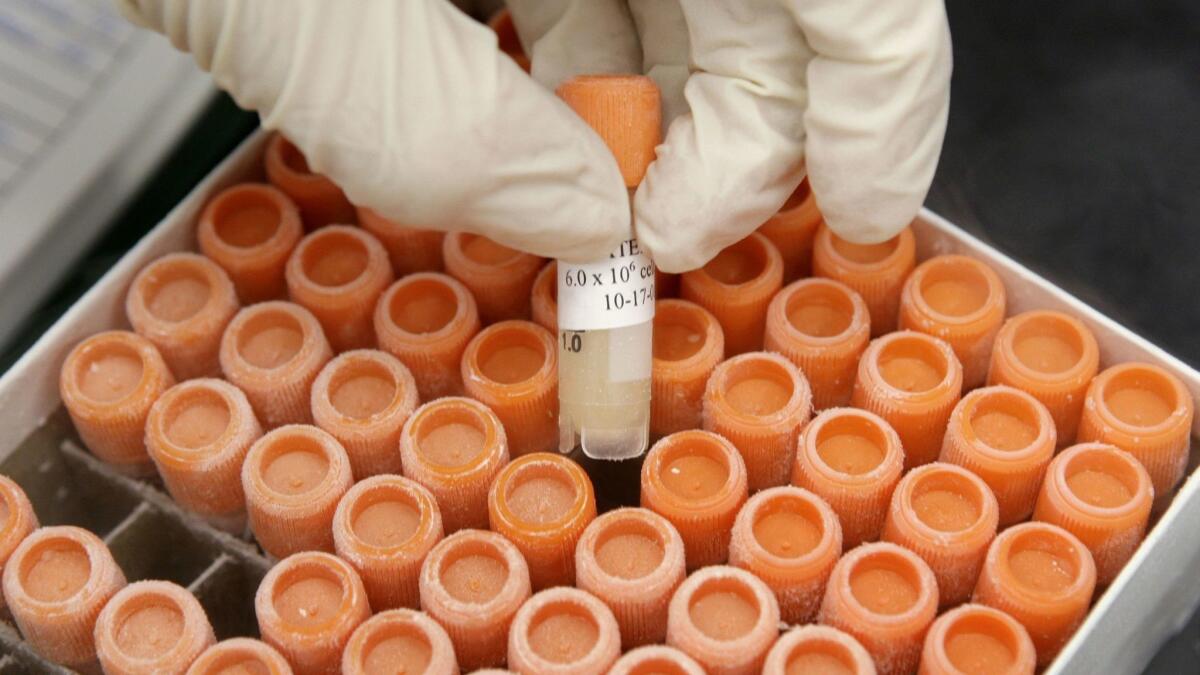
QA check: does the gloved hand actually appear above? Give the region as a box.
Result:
[510,0,952,271]
[115,0,631,263]
[117,0,950,272]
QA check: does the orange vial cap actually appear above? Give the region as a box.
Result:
[219,301,332,428]
[94,580,215,675]
[792,407,904,548]
[882,462,1000,606]
[530,261,557,333]
[940,385,1056,526]
[126,252,240,379]
[507,587,621,675]
[666,565,781,675]
[196,182,303,304]
[899,254,1007,388]
[488,7,531,72]
[310,349,418,480]
[285,226,393,352]
[443,232,544,323]
[332,475,443,612]
[186,638,293,675]
[610,645,705,675]
[0,475,38,615]
[241,425,353,559]
[555,75,661,188]
[971,522,1096,667]
[703,351,813,491]
[817,542,939,675]
[762,625,877,675]
[418,529,532,670]
[488,452,596,590]
[264,133,356,230]
[1033,442,1153,587]
[399,397,509,533]
[812,224,916,337]
[60,330,175,475]
[681,232,785,355]
[918,603,1035,675]
[1076,361,1194,497]
[652,299,725,438]
[986,310,1100,446]
[374,272,481,400]
[2,526,126,669]
[146,378,263,533]
[851,331,963,469]
[757,178,824,282]
[765,277,870,410]
[729,486,843,624]
[461,320,558,456]
[356,206,446,276]
[641,430,749,569]
[341,608,458,675]
[574,507,687,648]
[254,551,371,675]
[186,638,292,675]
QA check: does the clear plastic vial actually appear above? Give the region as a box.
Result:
[555,76,662,463]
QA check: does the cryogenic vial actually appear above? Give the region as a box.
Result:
[555,75,660,480]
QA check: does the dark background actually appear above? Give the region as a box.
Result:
[1,1,1196,670]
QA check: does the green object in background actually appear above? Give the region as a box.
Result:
[0,94,258,375]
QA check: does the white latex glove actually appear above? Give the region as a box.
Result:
[115,0,632,263]
[510,0,953,272]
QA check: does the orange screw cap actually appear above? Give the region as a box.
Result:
[652,299,725,438]
[881,462,1000,606]
[461,320,558,457]
[196,182,303,304]
[487,452,596,590]
[918,603,1035,675]
[681,233,785,355]
[971,522,1096,667]
[665,565,782,675]
[219,301,333,428]
[762,625,877,675]
[792,407,905,548]
[285,225,394,352]
[332,475,443,611]
[2,526,126,669]
[1076,361,1194,497]
[986,310,1100,446]
[374,272,481,400]
[817,542,939,675]
[254,551,371,675]
[729,486,843,624]
[702,351,813,491]
[641,430,749,569]
[940,385,1056,526]
[765,278,871,410]
[94,580,216,675]
[899,254,1007,389]
[60,330,175,476]
[146,378,263,533]
[574,507,687,648]
[1033,442,1153,586]
[757,178,823,282]
[125,252,240,379]
[310,349,418,480]
[812,224,916,337]
[851,331,963,469]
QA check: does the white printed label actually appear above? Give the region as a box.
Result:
[557,238,655,331]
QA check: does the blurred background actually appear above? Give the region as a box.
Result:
[0,1,1196,669]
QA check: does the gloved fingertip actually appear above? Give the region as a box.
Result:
[820,204,917,245]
